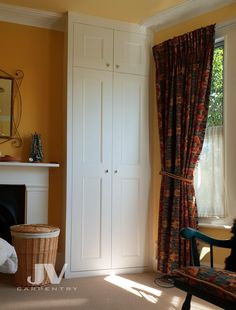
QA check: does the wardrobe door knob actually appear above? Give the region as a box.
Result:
[106,63,110,67]
[114,170,118,174]
[105,169,109,173]
[115,64,120,69]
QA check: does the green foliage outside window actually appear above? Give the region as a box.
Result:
[207,45,224,127]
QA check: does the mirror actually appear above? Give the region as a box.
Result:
[0,69,24,147]
[0,77,13,137]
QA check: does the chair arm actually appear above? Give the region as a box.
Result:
[180,228,232,248]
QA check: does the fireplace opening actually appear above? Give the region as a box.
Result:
[0,185,25,244]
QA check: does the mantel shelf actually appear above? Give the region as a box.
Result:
[0,162,59,168]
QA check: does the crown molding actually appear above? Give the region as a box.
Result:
[0,3,65,31]
[1,0,234,33]
[141,0,235,31]
[215,16,236,39]
[68,11,152,35]
[217,16,236,31]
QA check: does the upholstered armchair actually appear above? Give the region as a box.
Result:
[172,228,236,310]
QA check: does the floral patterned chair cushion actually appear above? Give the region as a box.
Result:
[172,266,236,302]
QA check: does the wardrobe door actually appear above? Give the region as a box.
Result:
[71,67,113,271]
[73,23,113,71]
[112,73,150,269]
[114,30,149,75]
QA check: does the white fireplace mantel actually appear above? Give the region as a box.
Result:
[0,162,59,167]
[0,162,59,224]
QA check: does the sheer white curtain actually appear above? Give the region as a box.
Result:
[194,126,225,218]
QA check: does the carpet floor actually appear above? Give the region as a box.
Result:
[0,272,220,310]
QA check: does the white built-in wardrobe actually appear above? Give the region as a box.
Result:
[66,13,151,278]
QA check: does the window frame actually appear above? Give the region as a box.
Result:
[198,32,231,229]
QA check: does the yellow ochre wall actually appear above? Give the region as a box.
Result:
[152,3,236,267]
[0,21,66,253]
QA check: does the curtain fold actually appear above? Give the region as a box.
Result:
[153,25,215,274]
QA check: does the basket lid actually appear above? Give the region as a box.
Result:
[10,224,60,234]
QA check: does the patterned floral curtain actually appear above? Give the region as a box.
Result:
[153,25,215,274]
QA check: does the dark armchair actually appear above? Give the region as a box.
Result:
[172,228,236,310]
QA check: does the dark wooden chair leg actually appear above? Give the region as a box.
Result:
[181,293,192,310]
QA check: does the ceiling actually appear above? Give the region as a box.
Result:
[0,0,189,23]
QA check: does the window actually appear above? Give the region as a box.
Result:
[194,41,225,223]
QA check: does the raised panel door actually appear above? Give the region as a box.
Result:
[70,67,113,271]
[114,31,149,76]
[112,73,150,269]
[73,23,113,71]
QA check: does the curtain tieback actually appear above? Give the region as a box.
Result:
[160,171,193,184]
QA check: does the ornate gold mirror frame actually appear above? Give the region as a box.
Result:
[0,69,24,147]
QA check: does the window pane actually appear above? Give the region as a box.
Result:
[195,126,225,217]
[207,45,224,127]
[194,42,225,218]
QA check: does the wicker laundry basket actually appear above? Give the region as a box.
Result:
[10,224,60,287]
